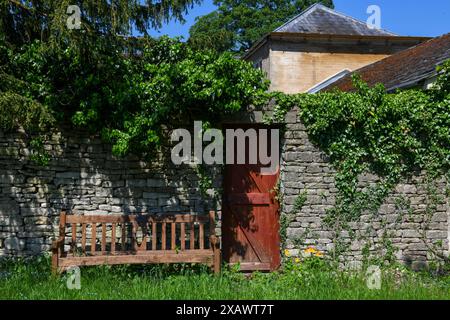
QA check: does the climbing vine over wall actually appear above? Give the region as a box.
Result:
[1,37,449,263]
[0,37,269,163]
[267,61,450,264]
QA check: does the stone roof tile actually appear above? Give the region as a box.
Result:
[275,3,396,36]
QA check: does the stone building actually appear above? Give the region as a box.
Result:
[243,3,429,93]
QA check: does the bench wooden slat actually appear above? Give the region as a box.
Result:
[141,224,148,251]
[180,223,185,251]
[121,223,126,251]
[199,223,204,250]
[152,223,157,250]
[111,223,116,253]
[58,251,214,268]
[209,211,215,238]
[59,211,66,239]
[131,221,137,251]
[66,214,209,224]
[190,222,195,250]
[52,211,66,274]
[171,223,176,250]
[101,223,106,253]
[162,222,166,251]
[81,223,86,253]
[91,223,96,254]
[74,249,214,257]
[209,210,221,274]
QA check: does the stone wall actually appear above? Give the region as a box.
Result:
[280,108,449,270]
[1,111,449,269]
[0,127,221,256]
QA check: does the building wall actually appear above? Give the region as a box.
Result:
[245,37,426,94]
[269,51,388,93]
[249,42,271,77]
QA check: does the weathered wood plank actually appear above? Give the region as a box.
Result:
[171,223,176,250]
[209,211,215,250]
[66,214,209,224]
[199,223,204,250]
[81,223,86,253]
[211,235,221,274]
[141,225,148,251]
[121,223,126,251]
[59,211,66,237]
[52,210,66,274]
[101,223,106,253]
[209,211,215,235]
[77,249,213,257]
[111,223,116,253]
[91,223,97,254]
[59,252,214,267]
[131,221,137,251]
[227,193,272,205]
[190,222,195,250]
[161,222,166,251]
[180,223,185,251]
[152,223,157,250]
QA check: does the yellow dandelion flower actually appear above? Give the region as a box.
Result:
[304,247,318,254]
[294,258,301,263]
[284,249,290,257]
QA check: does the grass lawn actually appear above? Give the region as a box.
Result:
[0,256,448,300]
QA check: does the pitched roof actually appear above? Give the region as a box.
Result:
[274,3,396,36]
[321,33,450,92]
[307,69,351,93]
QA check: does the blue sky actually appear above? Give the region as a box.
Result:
[147,0,450,39]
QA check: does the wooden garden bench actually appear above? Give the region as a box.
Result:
[52,210,221,274]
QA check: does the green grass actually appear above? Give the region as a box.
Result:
[0,255,448,300]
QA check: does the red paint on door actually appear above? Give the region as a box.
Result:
[222,125,280,271]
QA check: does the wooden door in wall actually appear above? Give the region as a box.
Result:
[222,124,280,271]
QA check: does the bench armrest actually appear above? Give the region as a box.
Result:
[209,235,219,248]
[51,236,65,254]
[209,235,221,274]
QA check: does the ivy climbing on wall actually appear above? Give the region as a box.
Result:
[265,61,450,264]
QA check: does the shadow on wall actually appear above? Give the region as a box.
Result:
[0,125,221,257]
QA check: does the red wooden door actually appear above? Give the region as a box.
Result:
[222,125,280,271]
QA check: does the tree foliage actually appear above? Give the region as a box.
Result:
[0,36,269,158]
[188,0,334,53]
[1,0,200,46]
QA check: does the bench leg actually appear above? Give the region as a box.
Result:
[51,251,64,275]
[51,253,59,275]
[213,248,221,275]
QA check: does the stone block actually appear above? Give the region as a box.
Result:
[55,172,80,179]
[4,236,25,251]
[126,179,147,187]
[426,230,447,239]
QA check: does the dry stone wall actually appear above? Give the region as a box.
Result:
[1,110,448,270]
[280,108,449,270]
[0,127,221,256]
